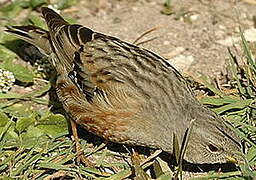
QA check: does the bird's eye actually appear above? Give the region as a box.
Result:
[208,144,219,152]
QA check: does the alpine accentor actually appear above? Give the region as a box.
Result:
[6,7,243,164]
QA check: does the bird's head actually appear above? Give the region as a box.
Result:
[183,106,244,165]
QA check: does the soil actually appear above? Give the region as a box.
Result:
[65,0,256,79]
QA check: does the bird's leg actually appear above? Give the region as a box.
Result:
[70,119,81,153]
[70,119,95,167]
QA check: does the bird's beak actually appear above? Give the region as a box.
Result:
[226,156,239,164]
[226,155,247,165]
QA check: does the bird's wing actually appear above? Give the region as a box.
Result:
[41,7,191,108]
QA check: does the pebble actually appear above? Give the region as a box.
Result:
[244,28,256,42]
[164,47,186,59]
[216,36,240,46]
[169,54,194,72]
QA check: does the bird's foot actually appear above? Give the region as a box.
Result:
[71,135,95,167]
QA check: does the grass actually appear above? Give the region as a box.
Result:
[0,0,255,179]
[197,29,256,178]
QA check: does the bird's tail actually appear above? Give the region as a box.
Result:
[5,25,51,55]
[41,7,69,32]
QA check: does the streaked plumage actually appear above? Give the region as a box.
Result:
[6,7,243,164]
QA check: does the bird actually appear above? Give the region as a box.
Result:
[6,7,243,165]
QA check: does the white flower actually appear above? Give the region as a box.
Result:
[0,69,15,93]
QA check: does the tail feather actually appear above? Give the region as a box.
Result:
[41,7,69,32]
[5,25,51,55]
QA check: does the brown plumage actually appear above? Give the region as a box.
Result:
[6,7,243,164]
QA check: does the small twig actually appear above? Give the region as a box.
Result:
[241,0,256,5]
[140,149,162,167]
[43,171,68,180]
[133,26,161,45]
[136,37,158,46]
